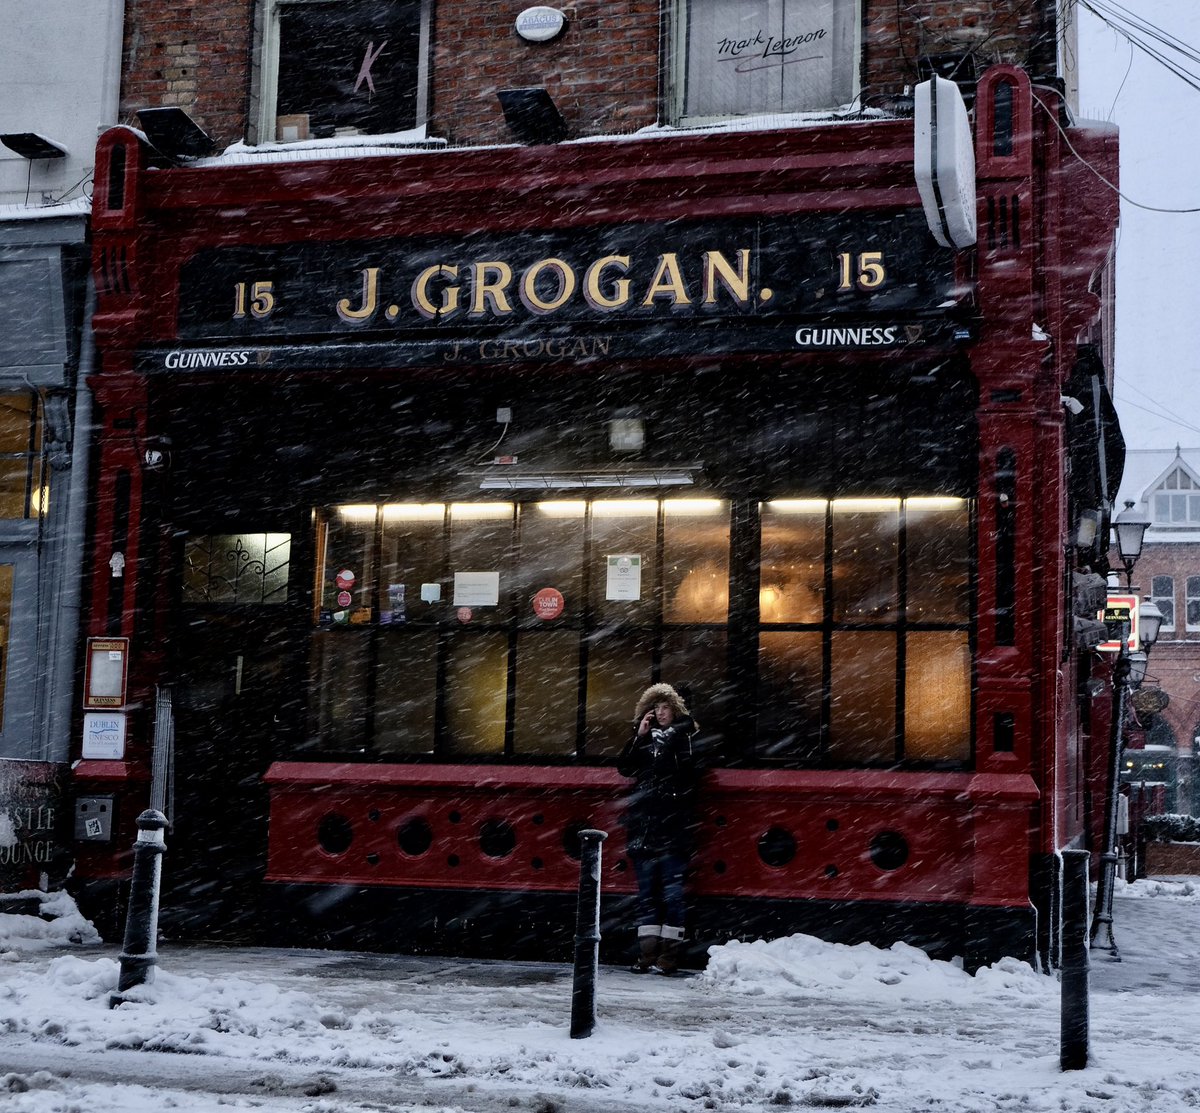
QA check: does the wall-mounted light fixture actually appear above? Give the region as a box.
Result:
[609,416,645,453]
[136,107,215,161]
[497,88,567,145]
[0,132,69,160]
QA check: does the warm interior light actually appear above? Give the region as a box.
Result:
[905,497,966,511]
[592,500,659,517]
[664,498,725,516]
[450,502,514,520]
[535,501,588,517]
[382,503,445,521]
[832,498,902,513]
[765,499,826,514]
[337,504,378,522]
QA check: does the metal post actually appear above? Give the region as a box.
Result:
[110,809,169,1007]
[1060,849,1090,1071]
[570,828,607,1039]
[1091,640,1129,960]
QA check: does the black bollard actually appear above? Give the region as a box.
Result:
[1060,849,1090,1071]
[570,828,607,1039]
[109,809,169,1008]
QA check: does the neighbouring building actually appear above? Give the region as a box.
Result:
[0,1,124,891]
[1113,447,1200,816]
[68,0,1126,969]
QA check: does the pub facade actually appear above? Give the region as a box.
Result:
[72,1,1122,968]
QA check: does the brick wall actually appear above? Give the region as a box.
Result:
[119,0,255,142]
[1122,541,1200,753]
[116,1,1059,150]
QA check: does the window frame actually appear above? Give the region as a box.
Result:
[667,0,863,126]
[300,491,974,770]
[306,496,732,761]
[252,0,432,146]
[1152,574,1177,633]
[1186,575,1200,633]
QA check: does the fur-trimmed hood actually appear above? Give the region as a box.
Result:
[632,683,690,723]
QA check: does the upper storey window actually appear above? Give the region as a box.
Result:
[257,0,431,143]
[1151,466,1200,528]
[671,0,860,125]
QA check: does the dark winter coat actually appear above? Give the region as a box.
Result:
[616,715,699,857]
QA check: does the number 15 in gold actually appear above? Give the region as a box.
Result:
[836,251,887,291]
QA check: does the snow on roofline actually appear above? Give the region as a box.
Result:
[0,196,90,220]
[180,107,895,169]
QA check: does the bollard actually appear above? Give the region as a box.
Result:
[109,809,169,1008]
[1060,849,1090,1071]
[569,828,607,1039]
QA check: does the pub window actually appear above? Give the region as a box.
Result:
[308,498,730,759]
[1152,575,1176,632]
[1187,576,1200,632]
[669,0,860,124]
[757,497,972,767]
[0,393,43,520]
[256,0,431,144]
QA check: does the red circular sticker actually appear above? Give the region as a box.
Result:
[532,587,565,621]
[335,569,356,590]
[337,590,352,607]
[456,607,473,624]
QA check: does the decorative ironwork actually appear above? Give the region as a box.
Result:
[183,534,291,604]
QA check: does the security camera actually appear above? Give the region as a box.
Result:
[1060,396,1084,416]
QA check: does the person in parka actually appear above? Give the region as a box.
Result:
[617,682,699,975]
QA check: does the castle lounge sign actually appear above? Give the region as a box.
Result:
[155,211,964,371]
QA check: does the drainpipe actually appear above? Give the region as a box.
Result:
[44,273,96,762]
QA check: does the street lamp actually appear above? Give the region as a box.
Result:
[1113,500,1151,589]
[1091,593,1162,959]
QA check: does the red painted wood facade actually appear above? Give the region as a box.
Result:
[73,64,1121,967]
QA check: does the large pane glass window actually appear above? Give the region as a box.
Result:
[760,500,823,623]
[304,494,969,767]
[672,0,859,124]
[0,393,42,520]
[262,0,431,143]
[309,497,729,759]
[757,497,972,767]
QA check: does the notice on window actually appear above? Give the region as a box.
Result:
[453,571,501,607]
[605,554,642,601]
[81,712,127,760]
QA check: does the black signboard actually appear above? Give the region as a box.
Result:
[160,209,964,371]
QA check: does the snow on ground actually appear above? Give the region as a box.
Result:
[0,882,1197,1112]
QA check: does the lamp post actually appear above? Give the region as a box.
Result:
[1091,585,1162,960]
[1113,501,1151,589]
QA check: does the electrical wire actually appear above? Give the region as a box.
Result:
[1078,0,1200,96]
[1031,89,1200,213]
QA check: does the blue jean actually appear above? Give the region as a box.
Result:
[631,852,688,929]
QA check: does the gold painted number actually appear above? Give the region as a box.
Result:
[233,280,276,320]
[836,251,887,291]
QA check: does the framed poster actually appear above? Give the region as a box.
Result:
[83,637,129,709]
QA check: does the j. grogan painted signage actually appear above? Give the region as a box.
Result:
[151,210,966,370]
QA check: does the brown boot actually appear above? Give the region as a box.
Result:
[657,925,685,975]
[632,926,660,973]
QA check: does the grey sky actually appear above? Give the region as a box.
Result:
[1078,1,1200,452]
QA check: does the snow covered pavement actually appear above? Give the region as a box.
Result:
[0,879,1198,1112]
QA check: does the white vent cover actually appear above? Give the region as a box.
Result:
[914,77,977,249]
